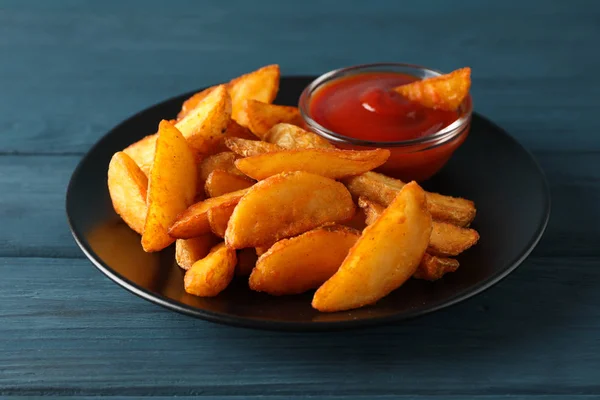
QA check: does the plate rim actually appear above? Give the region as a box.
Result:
[65,75,551,331]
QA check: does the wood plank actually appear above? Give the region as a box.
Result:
[0,150,597,259]
[0,0,598,154]
[1,256,599,396]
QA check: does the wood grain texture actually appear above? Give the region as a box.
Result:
[1,0,599,397]
[1,256,599,396]
[0,0,598,155]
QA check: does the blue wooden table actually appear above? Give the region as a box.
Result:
[1,0,599,398]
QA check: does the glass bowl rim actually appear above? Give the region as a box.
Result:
[298,62,473,148]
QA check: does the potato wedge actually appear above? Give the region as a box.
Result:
[123,134,157,176]
[169,188,250,239]
[177,85,217,120]
[229,64,280,126]
[250,225,360,295]
[107,152,148,234]
[312,181,432,312]
[142,120,197,252]
[414,254,460,281]
[224,137,283,157]
[429,221,480,257]
[197,151,244,190]
[394,67,471,111]
[175,84,231,155]
[241,100,302,139]
[235,148,390,180]
[236,248,258,277]
[175,235,219,270]
[125,86,231,175]
[255,245,271,257]
[207,202,236,238]
[184,243,237,297]
[358,196,479,257]
[225,171,355,248]
[264,123,335,149]
[344,171,476,227]
[224,119,257,140]
[204,169,254,198]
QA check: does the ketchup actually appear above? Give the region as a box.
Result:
[310,72,458,142]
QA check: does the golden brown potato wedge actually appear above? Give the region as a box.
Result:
[414,254,460,281]
[107,152,148,234]
[229,64,280,126]
[174,84,231,155]
[241,100,302,139]
[123,134,157,176]
[169,188,250,239]
[125,86,231,175]
[177,86,216,120]
[225,171,355,248]
[236,248,258,277]
[312,181,432,312]
[205,170,254,198]
[175,235,220,270]
[358,196,479,257]
[255,245,270,257]
[184,243,237,297]
[207,202,236,238]
[235,148,390,180]
[264,123,335,149]
[142,120,197,252]
[344,171,476,227]
[197,151,244,189]
[250,225,360,296]
[224,137,283,157]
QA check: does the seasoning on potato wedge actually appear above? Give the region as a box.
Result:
[264,123,334,149]
[224,137,283,157]
[141,120,197,252]
[235,148,390,180]
[358,196,479,257]
[345,171,476,227]
[175,235,220,270]
[204,170,254,198]
[168,188,250,239]
[225,171,355,248]
[241,99,303,138]
[229,64,280,126]
[207,202,237,238]
[312,181,432,312]
[107,151,148,235]
[250,225,360,296]
[184,243,237,297]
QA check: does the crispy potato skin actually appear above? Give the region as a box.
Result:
[175,235,220,270]
[177,86,217,120]
[250,225,360,295]
[175,85,231,156]
[207,202,237,238]
[125,86,231,175]
[225,171,356,248]
[312,181,432,312]
[413,254,460,281]
[107,152,148,234]
[242,100,303,139]
[235,148,390,180]
[264,123,335,149]
[204,170,254,198]
[184,243,237,297]
[224,137,283,157]
[359,196,479,257]
[345,171,476,227]
[229,65,280,126]
[394,67,471,111]
[141,120,197,252]
[168,188,250,239]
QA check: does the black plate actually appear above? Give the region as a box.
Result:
[66,76,550,331]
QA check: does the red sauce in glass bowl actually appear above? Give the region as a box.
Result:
[303,70,471,182]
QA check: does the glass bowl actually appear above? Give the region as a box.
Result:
[298,63,473,182]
